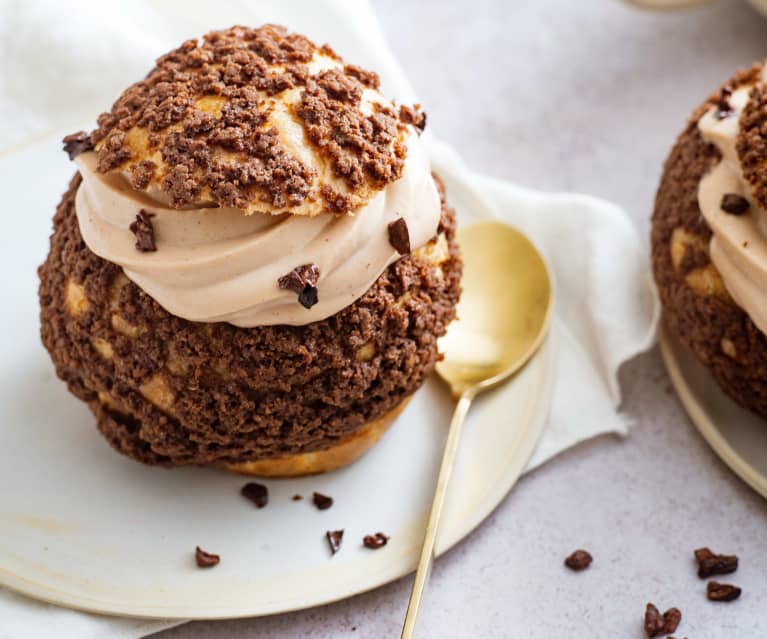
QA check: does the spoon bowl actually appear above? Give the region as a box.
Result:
[437,221,553,396]
[402,220,553,638]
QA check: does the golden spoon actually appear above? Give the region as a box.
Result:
[401,220,553,638]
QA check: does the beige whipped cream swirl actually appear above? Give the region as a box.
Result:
[698,65,767,335]
[73,132,440,327]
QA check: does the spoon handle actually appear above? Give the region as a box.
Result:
[401,390,474,639]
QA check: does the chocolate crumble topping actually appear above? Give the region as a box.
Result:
[707,581,741,602]
[195,546,220,568]
[278,263,320,309]
[292,494,303,501]
[62,131,94,160]
[362,532,389,549]
[129,209,156,252]
[720,193,750,215]
[344,64,379,88]
[241,482,268,508]
[694,547,738,578]
[129,160,157,190]
[312,492,333,510]
[387,218,411,255]
[86,25,420,215]
[564,549,592,571]
[326,529,344,555]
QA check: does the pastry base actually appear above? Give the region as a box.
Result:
[221,398,411,477]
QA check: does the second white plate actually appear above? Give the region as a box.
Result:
[660,323,767,499]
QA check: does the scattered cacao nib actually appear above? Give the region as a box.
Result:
[326,529,344,555]
[387,218,411,255]
[720,193,750,215]
[298,285,319,309]
[644,604,682,637]
[564,549,592,571]
[644,603,665,638]
[241,482,268,508]
[363,532,389,549]
[195,546,220,568]
[292,494,303,501]
[662,607,682,635]
[694,547,738,578]
[707,581,741,602]
[278,264,319,293]
[62,131,94,160]
[129,209,157,252]
[716,86,734,120]
[278,263,320,309]
[313,492,333,510]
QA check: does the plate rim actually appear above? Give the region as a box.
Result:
[659,324,767,499]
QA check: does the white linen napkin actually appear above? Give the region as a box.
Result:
[0,0,659,636]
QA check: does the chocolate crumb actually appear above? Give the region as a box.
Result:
[564,549,592,571]
[129,160,157,190]
[241,482,268,508]
[363,532,389,549]
[716,86,734,120]
[721,193,750,215]
[195,546,220,568]
[62,131,94,160]
[662,607,682,635]
[326,529,344,555]
[707,581,741,602]
[694,547,738,578]
[313,492,333,510]
[129,209,157,252]
[387,218,411,255]
[644,603,665,638]
[398,105,427,134]
[278,263,320,309]
[292,494,303,501]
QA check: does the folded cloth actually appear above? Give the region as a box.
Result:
[0,0,659,636]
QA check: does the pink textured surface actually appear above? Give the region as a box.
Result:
[153,1,767,636]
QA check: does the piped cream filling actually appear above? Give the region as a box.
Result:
[697,65,767,335]
[73,131,441,327]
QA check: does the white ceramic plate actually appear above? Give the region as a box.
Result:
[660,324,767,499]
[0,131,554,619]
